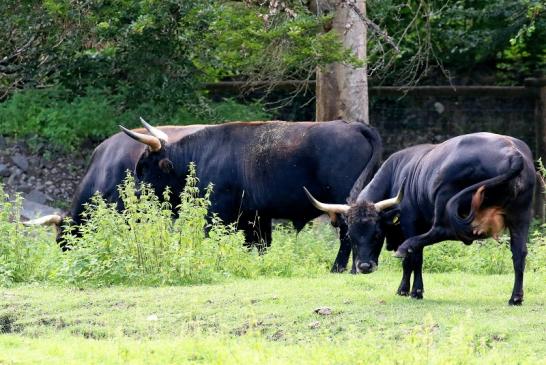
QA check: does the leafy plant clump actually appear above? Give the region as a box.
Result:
[56,164,251,286]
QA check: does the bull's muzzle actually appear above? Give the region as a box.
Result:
[355,260,377,274]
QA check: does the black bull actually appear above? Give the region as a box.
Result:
[120,120,382,271]
[306,133,536,305]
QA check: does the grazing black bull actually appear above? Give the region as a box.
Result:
[120,119,382,271]
[24,123,207,248]
[305,133,536,305]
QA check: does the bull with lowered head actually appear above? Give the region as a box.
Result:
[305,133,536,305]
[119,119,382,271]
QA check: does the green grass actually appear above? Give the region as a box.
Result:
[1,271,545,364]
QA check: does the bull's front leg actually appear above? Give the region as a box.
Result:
[508,223,529,306]
[396,248,424,299]
[396,254,412,296]
[332,216,352,273]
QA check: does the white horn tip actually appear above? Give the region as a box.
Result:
[23,214,62,226]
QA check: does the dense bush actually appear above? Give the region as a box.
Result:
[0,88,271,150]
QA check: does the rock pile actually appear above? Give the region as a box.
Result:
[0,137,91,217]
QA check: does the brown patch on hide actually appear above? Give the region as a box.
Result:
[470,186,505,240]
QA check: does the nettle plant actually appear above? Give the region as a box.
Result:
[0,185,60,286]
[58,163,250,286]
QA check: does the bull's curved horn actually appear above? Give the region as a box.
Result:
[374,185,404,212]
[23,214,62,226]
[119,125,162,152]
[303,187,350,215]
[140,117,169,143]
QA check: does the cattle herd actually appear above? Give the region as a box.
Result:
[24,118,537,305]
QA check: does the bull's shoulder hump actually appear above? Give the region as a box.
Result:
[160,125,211,142]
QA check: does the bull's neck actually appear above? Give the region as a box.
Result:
[357,160,396,204]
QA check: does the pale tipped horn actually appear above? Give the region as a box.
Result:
[374,184,404,212]
[119,125,162,152]
[140,117,169,143]
[303,187,351,215]
[23,214,62,226]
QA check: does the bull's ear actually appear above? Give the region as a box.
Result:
[159,158,174,173]
[379,208,401,226]
[380,208,404,251]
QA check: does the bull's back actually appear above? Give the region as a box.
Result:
[193,121,378,219]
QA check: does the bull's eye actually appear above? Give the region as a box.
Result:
[159,158,174,173]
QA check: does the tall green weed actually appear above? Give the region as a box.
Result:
[57,165,250,285]
[0,186,62,286]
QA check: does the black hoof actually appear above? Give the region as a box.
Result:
[508,297,523,306]
[411,290,424,300]
[397,288,410,296]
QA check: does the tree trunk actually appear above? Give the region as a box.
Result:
[315,0,368,124]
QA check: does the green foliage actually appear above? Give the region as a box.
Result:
[173,98,272,124]
[1,0,350,109]
[58,165,249,286]
[0,186,62,286]
[0,165,335,287]
[189,3,356,82]
[0,1,213,106]
[0,88,271,149]
[0,88,121,149]
[57,168,339,286]
[368,0,545,84]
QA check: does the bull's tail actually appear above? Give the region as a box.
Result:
[446,152,524,240]
[348,124,383,204]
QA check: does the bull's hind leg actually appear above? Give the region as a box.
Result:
[508,219,530,306]
[410,248,424,299]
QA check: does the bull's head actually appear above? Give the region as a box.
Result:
[304,185,404,274]
[120,118,181,202]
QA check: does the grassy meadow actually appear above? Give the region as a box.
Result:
[1,272,545,364]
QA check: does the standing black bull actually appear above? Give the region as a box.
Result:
[305,133,536,305]
[120,119,382,271]
[24,123,208,248]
